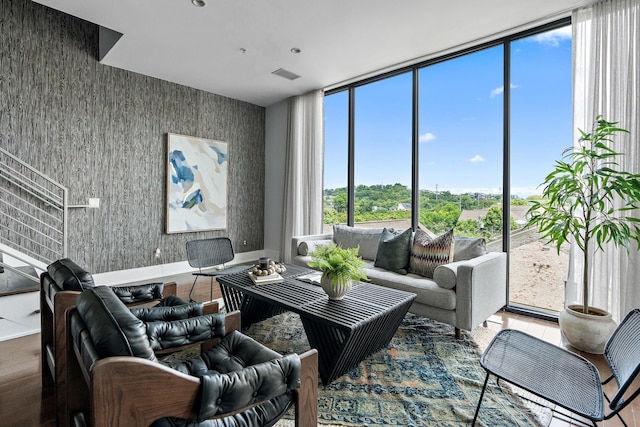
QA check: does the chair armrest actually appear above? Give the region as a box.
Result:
[203,300,219,315]
[296,349,319,427]
[453,252,507,331]
[90,356,201,426]
[291,233,333,258]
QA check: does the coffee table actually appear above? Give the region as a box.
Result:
[217,265,416,385]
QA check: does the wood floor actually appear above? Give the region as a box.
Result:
[0,279,638,426]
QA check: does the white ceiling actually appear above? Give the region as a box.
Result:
[33,0,596,107]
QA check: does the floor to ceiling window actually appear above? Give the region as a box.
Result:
[323,18,571,315]
[353,72,413,229]
[509,25,572,312]
[323,91,349,231]
[418,46,504,239]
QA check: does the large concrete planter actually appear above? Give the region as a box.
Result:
[558,305,617,354]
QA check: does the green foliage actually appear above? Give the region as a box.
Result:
[307,243,368,286]
[527,116,640,314]
[419,202,460,235]
[511,198,528,206]
[323,183,507,238]
[482,206,519,235]
[454,219,484,237]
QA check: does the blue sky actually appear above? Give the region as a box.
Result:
[324,26,572,198]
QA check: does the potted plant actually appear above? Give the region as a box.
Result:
[307,243,368,300]
[527,116,640,353]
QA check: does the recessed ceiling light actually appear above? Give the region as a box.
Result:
[290,48,301,54]
[191,0,206,7]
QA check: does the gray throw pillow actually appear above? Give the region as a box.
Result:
[453,237,486,262]
[374,228,412,273]
[333,224,383,261]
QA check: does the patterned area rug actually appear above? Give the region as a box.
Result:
[242,312,545,427]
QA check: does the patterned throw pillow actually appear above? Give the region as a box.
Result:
[409,229,455,278]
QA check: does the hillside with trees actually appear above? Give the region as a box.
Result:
[324,183,522,239]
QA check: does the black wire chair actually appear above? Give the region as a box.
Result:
[186,237,247,302]
[473,308,640,427]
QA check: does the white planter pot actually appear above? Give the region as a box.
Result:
[320,275,352,301]
[558,305,617,354]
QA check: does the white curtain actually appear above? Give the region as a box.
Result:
[280,89,324,262]
[569,0,640,321]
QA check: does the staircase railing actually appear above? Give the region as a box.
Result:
[0,147,67,278]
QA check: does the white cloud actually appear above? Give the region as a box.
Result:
[468,155,485,163]
[532,27,572,47]
[489,83,519,98]
[490,86,504,98]
[419,132,436,143]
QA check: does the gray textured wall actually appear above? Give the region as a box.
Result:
[0,0,265,273]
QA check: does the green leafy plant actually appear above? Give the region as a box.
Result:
[527,116,640,315]
[307,243,368,286]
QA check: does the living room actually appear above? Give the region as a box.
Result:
[1,0,640,426]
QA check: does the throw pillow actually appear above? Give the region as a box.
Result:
[409,229,455,278]
[453,237,487,262]
[374,228,412,273]
[333,224,383,261]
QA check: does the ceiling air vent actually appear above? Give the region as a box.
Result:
[271,68,301,81]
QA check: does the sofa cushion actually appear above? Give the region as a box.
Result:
[409,229,454,279]
[47,258,95,291]
[365,263,456,311]
[453,237,486,262]
[298,239,333,256]
[374,228,412,273]
[333,225,383,261]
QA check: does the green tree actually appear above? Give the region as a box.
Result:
[333,193,348,213]
[454,219,483,237]
[419,203,460,235]
[483,206,503,235]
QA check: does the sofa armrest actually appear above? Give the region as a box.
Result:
[452,252,507,331]
[291,233,333,259]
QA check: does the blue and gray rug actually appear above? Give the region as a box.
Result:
[244,312,544,427]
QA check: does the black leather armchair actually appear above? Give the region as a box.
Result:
[64,286,318,427]
[40,258,218,425]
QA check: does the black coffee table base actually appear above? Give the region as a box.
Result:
[218,267,416,385]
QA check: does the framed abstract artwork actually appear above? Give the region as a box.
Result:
[166,133,228,233]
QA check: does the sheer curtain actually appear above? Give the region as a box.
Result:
[569,0,640,321]
[280,89,324,262]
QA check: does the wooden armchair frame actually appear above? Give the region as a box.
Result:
[64,309,319,427]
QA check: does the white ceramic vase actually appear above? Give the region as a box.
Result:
[558,305,617,354]
[320,274,352,301]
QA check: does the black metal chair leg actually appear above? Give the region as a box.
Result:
[188,276,198,302]
[472,373,490,426]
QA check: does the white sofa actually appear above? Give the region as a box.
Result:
[291,226,507,338]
